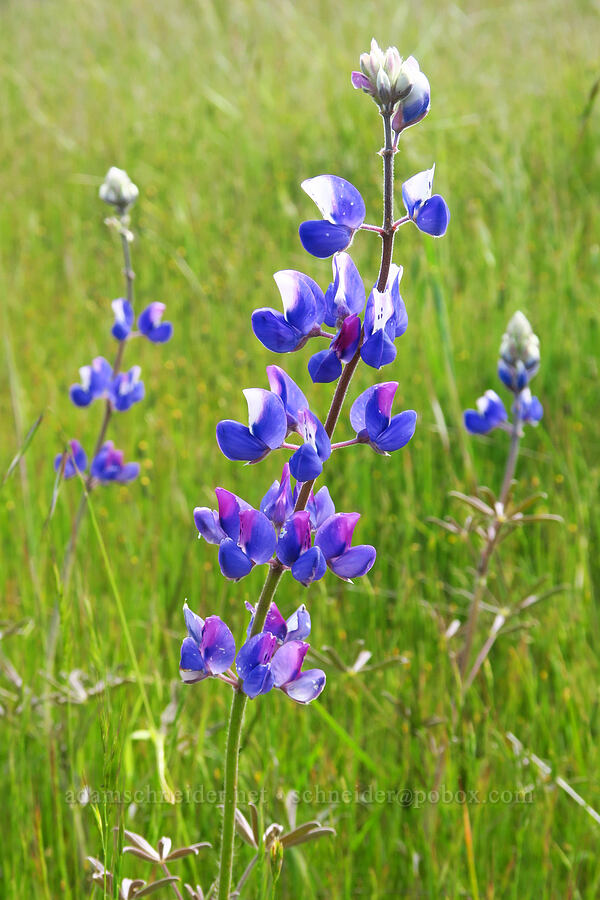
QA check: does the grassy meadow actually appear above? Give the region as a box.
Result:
[1,0,600,896]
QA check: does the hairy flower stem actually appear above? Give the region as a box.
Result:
[377,111,396,292]
[60,225,133,592]
[218,565,281,900]
[217,111,396,900]
[458,413,522,683]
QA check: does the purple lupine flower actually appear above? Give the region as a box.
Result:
[292,482,336,529]
[314,513,376,580]
[194,488,277,580]
[90,441,140,483]
[515,388,543,426]
[179,603,236,684]
[266,365,309,430]
[276,511,327,585]
[54,440,87,479]
[265,366,331,481]
[350,383,417,454]
[111,299,135,341]
[463,390,508,435]
[361,265,408,369]
[303,485,335,530]
[391,60,430,134]
[402,166,450,237]
[236,603,325,703]
[110,365,145,412]
[252,271,326,353]
[138,303,173,343]
[194,487,251,544]
[244,600,311,644]
[299,176,366,258]
[308,314,361,383]
[70,357,112,407]
[260,462,294,528]
[290,408,332,482]
[323,252,366,328]
[219,508,277,580]
[216,389,287,463]
[497,359,531,393]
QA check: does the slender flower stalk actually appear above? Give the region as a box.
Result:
[331,438,360,450]
[60,224,133,590]
[217,108,399,900]
[458,311,543,683]
[457,410,521,681]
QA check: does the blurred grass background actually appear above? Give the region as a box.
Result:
[1,0,599,896]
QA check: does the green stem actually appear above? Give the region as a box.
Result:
[216,111,396,899]
[218,565,282,900]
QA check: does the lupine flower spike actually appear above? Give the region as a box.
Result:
[455,311,555,695]
[178,39,451,899]
[57,167,173,588]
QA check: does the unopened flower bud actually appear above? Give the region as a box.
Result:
[352,39,418,112]
[359,46,379,81]
[376,67,392,105]
[384,47,402,86]
[500,312,540,367]
[268,836,284,883]
[392,59,430,134]
[498,311,540,392]
[99,167,139,211]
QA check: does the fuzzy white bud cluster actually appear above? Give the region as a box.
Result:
[500,311,540,368]
[99,167,139,211]
[358,39,419,110]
